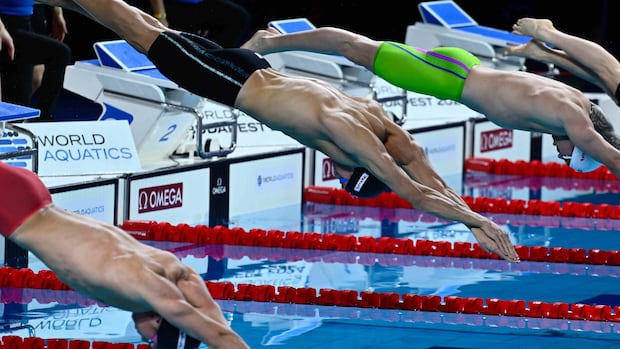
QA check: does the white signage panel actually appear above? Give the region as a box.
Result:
[472,120,532,161]
[51,182,118,224]
[229,153,303,216]
[127,167,210,225]
[22,120,141,176]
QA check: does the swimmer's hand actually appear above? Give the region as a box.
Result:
[470,223,520,262]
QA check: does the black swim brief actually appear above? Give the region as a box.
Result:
[147,31,271,107]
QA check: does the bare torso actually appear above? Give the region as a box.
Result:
[461,66,592,135]
[234,68,401,167]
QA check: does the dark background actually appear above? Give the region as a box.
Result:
[62,0,619,61]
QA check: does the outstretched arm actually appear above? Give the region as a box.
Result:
[242,26,380,71]
[367,151,517,262]
[379,126,518,261]
[331,114,518,262]
[148,270,249,349]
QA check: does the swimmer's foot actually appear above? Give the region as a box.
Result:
[240,27,281,54]
[511,18,555,41]
[503,39,549,59]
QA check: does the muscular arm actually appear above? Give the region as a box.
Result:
[391,134,518,259]
[365,151,517,261]
[341,122,518,261]
[150,272,249,349]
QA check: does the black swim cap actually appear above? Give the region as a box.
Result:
[156,318,201,349]
[343,167,391,198]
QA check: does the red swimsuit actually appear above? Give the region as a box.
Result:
[0,162,51,237]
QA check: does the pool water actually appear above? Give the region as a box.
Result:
[4,172,620,348]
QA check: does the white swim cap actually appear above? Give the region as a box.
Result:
[569,146,603,172]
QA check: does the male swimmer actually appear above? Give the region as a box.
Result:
[0,161,249,348]
[243,27,620,180]
[31,0,520,262]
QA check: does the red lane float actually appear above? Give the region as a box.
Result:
[0,266,618,323]
[121,221,620,266]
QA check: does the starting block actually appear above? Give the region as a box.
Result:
[64,40,238,168]
[0,102,40,171]
[406,0,530,70]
